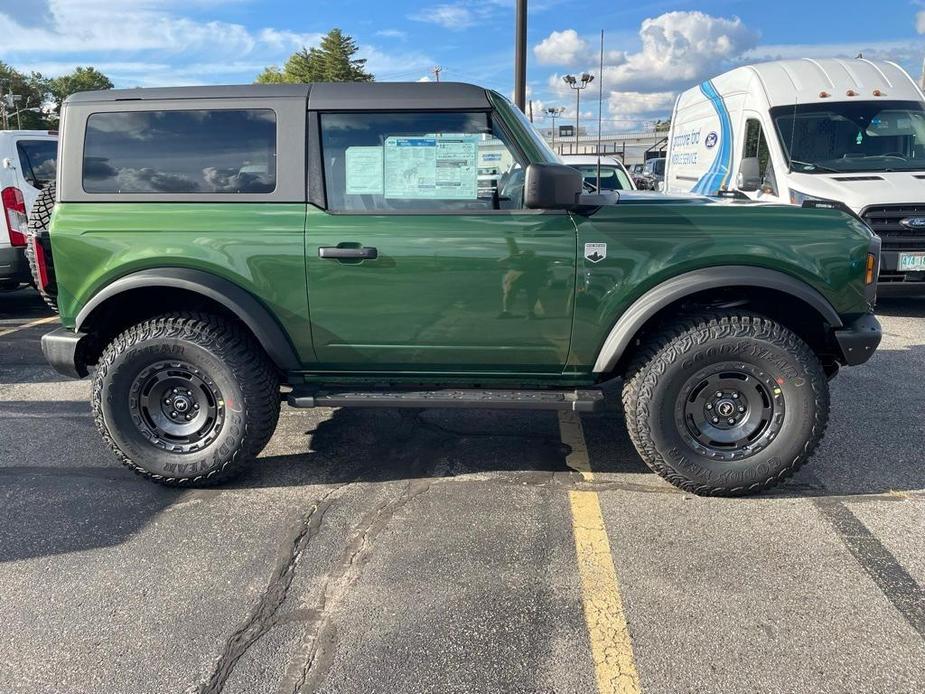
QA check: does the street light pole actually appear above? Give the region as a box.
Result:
[563,73,593,154]
[514,0,527,112]
[545,106,565,152]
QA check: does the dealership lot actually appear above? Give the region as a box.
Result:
[1,289,923,694]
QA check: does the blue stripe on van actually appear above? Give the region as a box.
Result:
[692,80,733,195]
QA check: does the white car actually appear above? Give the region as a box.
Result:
[560,154,636,192]
[0,130,58,290]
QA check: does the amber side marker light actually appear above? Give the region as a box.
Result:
[866,253,877,285]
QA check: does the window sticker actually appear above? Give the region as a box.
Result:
[345,146,384,195]
[383,133,479,199]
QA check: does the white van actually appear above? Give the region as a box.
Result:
[0,130,58,289]
[664,59,925,286]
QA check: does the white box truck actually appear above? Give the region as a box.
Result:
[664,58,925,286]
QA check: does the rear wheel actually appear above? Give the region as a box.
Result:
[92,313,280,486]
[25,182,58,313]
[622,313,829,496]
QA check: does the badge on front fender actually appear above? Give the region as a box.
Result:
[584,242,607,263]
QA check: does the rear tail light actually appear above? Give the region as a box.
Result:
[1,186,28,246]
[32,236,50,290]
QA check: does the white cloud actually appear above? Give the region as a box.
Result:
[608,90,676,116]
[417,75,432,82]
[608,91,676,131]
[410,3,475,30]
[534,29,588,66]
[918,11,925,34]
[376,29,408,40]
[746,39,924,67]
[0,1,432,87]
[600,11,759,92]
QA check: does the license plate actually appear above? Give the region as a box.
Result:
[898,252,925,271]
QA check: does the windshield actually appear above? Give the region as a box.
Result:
[772,100,925,173]
[491,92,560,164]
[16,139,57,188]
[645,158,665,175]
[571,164,632,191]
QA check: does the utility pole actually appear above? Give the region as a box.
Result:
[514,0,527,112]
[432,65,442,82]
[563,73,593,154]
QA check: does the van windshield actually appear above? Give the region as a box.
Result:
[772,100,925,173]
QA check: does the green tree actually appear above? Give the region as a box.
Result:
[47,66,114,117]
[256,28,373,84]
[0,62,48,130]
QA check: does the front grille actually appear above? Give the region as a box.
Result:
[861,204,925,250]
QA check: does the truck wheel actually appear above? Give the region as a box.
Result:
[25,182,59,313]
[92,313,280,486]
[622,313,829,496]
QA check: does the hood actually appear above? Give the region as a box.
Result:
[787,171,925,212]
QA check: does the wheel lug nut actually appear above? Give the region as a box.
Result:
[715,391,723,398]
[738,406,745,413]
[706,404,713,410]
[732,393,739,399]
[712,417,719,423]
[727,418,735,425]
[172,388,179,394]
[170,411,177,418]
[185,414,192,421]
[194,403,200,410]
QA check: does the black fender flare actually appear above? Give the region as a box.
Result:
[75,268,301,371]
[592,266,843,373]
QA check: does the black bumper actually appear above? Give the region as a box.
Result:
[41,327,90,378]
[834,314,882,366]
[0,245,29,284]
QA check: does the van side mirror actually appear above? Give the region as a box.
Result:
[737,157,761,192]
[524,163,583,210]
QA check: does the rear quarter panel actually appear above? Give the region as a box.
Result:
[566,200,873,372]
[49,202,312,359]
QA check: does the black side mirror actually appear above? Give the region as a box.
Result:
[524,163,583,210]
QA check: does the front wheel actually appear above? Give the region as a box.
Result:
[622,313,829,496]
[92,313,280,486]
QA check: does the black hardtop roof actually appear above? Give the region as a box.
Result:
[64,82,493,110]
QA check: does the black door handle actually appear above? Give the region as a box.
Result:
[318,246,378,260]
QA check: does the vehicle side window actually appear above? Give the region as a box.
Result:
[574,165,631,191]
[16,140,58,189]
[319,111,526,212]
[744,118,778,195]
[82,110,277,194]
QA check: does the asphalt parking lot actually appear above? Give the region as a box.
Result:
[1,288,923,694]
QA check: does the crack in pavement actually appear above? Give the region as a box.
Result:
[192,484,347,694]
[281,477,434,694]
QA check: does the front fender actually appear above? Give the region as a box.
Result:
[591,266,843,373]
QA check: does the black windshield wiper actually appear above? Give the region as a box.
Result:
[790,160,841,173]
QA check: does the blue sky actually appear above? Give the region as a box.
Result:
[2,0,924,131]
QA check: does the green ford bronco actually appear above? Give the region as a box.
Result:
[31,82,882,495]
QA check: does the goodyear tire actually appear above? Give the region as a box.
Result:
[622,313,829,496]
[25,182,58,313]
[92,313,280,486]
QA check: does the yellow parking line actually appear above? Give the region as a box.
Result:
[0,315,58,339]
[559,410,641,694]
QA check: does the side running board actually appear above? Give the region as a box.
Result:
[287,387,603,413]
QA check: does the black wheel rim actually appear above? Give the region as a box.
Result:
[129,360,225,453]
[674,362,785,461]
